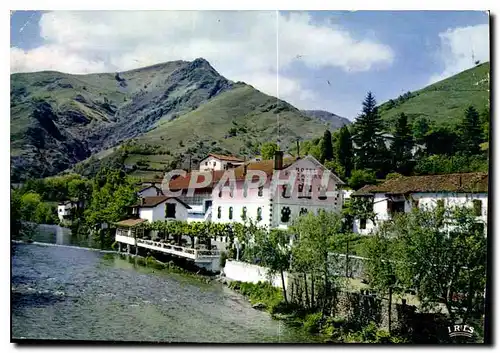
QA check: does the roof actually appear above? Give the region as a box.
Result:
[138,185,162,193]
[131,196,192,209]
[168,157,296,190]
[205,153,244,162]
[58,200,74,206]
[352,172,488,196]
[115,218,148,227]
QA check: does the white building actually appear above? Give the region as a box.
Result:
[211,152,345,229]
[199,153,244,171]
[137,185,163,198]
[130,196,191,223]
[351,172,488,235]
[57,201,77,222]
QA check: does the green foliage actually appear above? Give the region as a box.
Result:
[260,142,279,160]
[385,172,402,180]
[335,126,353,178]
[304,312,323,333]
[348,169,376,190]
[380,206,487,322]
[228,281,283,309]
[353,92,389,174]
[414,154,488,175]
[320,130,333,163]
[390,113,414,173]
[457,106,482,156]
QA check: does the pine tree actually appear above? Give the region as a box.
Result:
[459,106,482,156]
[390,113,414,173]
[320,130,334,163]
[352,92,386,172]
[335,126,353,178]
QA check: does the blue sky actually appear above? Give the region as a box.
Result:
[10,10,489,120]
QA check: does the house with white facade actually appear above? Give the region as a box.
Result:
[199,153,244,171]
[130,196,191,223]
[168,154,244,222]
[137,185,163,198]
[351,172,488,235]
[57,200,77,222]
[210,151,345,229]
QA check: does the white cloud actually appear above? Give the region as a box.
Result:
[428,23,489,84]
[10,11,394,110]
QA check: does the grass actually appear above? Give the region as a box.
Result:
[379,62,490,127]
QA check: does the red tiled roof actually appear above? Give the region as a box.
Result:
[168,157,295,190]
[352,172,488,196]
[115,218,147,227]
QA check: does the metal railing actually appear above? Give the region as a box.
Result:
[135,238,221,260]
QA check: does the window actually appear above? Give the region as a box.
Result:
[229,207,233,220]
[218,188,222,198]
[229,187,234,198]
[258,186,263,197]
[241,207,247,221]
[213,162,216,167]
[437,199,445,208]
[473,200,482,217]
[205,162,208,166]
[281,207,291,223]
[217,206,221,219]
[257,207,262,221]
[166,203,176,218]
[360,218,367,230]
[388,200,405,215]
[299,207,308,216]
[318,185,327,200]
[282,184,291,198]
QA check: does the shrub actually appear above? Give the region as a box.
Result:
[304,312,323,333]
[348,169,377,190]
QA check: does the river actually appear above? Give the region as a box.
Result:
[12,225,319,343]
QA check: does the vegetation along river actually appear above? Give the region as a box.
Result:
[12,225,319,343]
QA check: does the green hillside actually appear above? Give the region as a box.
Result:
[74,84,331,179]
[379,62,490,127]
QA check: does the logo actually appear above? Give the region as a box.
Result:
[447,324,474,338]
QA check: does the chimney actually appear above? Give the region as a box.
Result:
[274,150,284,170]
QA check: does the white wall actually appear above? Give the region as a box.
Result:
[223,259,289,289]
[353,192,488,235]
[199,156,226,171]
[138,199,190,222]
[138,187,161,197]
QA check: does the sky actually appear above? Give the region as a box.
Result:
[10,10,490,120]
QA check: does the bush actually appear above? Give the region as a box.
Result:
[348,169,377,190]
[385,172,402,180]
[304,312,323,333]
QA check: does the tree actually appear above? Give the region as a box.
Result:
[390,113,414,173]
[84,168,138,248]
[387,206,486,322]
[348,169,376,190]
[458,106,482,156]
[260,142,279,160]
[320,130,334,163]
[251,228,291,303]
[424,126,459,156]
[20,192,42,222]
[335,126,354,178]
[352,92,387,172]
[413,117,430,146]
[11,190,23,239]
[290,210,345,315]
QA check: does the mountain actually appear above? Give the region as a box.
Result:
[301,110,351,130]
[378,62,490,127]
[11,59,332,182]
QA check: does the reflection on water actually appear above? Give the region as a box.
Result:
[35,224,95,248]
[11,240,320,343]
